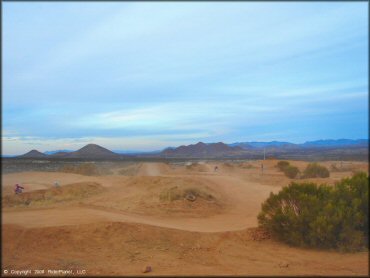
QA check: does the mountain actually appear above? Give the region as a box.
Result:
[52,144,120,159]
[44,149,73,155]
[112,149,162,154]
[230,139,368,150]
[301,139,368,148]
[161,142,243,158]
[230,141,296,149]
[13,139,369,161]
[49,151,71,158]
[19,150,47,158]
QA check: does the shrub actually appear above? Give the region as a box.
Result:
[159,186,214,202]
[276,161,290,171]
[303,163,330,178]
[258,172,369,251]
[283,165,300,179]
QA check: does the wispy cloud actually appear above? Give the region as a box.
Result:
[3,2,368,154]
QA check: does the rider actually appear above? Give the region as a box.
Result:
[14,184,24,194]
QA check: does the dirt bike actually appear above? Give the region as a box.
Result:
[15,187,24,194]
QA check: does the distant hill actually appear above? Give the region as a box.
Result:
[229,141,296,149]
[44,149,73,155]
[161,142,243,158]
[60,144,120,159]
[301,139,368,148]
[230,139,368,149]
[49,151,71,158]
[19,150,47,158]
[112,149,162,155]
[13,139,368,161]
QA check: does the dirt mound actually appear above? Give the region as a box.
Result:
[248,227,271,241]
[137,162,171,176]
[238,163,255,169]
[159,186,215,202]
[157,183,223,217]
[59,163,112,176]
[83,176,226,217]
[117,163,141,176]
[3,222,368,276]
[2,182,105,208]
[221,162,238,171]
[186,163,208,172]
[1,222,220,274]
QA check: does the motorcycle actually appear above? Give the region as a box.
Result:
[14,185,24,194]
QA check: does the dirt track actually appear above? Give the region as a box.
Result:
[2,161,369,275]
[2,163,279,232]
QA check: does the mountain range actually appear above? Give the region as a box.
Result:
[229,139,368,149]
[161,142,243,158]
[11,139,369,160]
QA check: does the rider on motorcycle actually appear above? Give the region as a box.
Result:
[14,184,24,194]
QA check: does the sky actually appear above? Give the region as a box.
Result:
[3,2,369,155]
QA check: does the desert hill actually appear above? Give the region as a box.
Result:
[60,144,120,159]
[49,151,70,158]
[18,150,47,158]
[18,144,122,160]
[230,139,368,150]
[161,142,243,158]
[15,139,369,161]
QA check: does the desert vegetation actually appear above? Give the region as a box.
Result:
[3,182,105,208]
[258,172,369,251]
[159,186,215,202]
[302,163,330,178]
[276,161,290,171]
[276,161,300,179]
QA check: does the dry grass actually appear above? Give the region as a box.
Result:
[2,182,105,208]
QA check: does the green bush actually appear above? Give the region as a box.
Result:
[276,161,290,171]
[258,172,369,251]
[283,165,300,179]
[303,163,330,178]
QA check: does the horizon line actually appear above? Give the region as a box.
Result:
[3,137,368,156]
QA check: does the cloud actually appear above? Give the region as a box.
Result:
[3,2,368,154]
[2,132,214,155]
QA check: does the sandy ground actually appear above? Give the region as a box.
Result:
[2,160,369,276]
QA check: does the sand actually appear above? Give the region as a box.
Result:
[2,160,368,276]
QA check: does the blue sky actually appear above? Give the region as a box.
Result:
[3,2,368,154]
